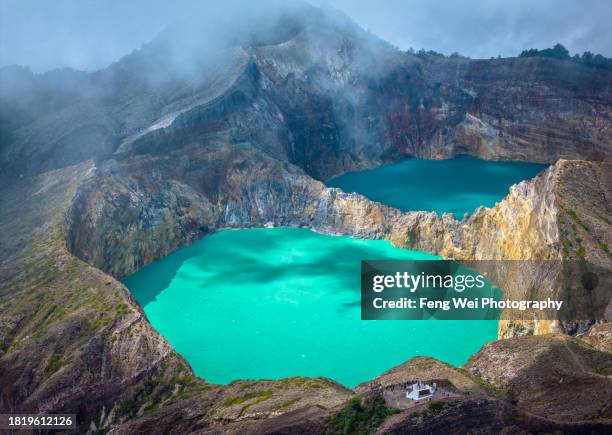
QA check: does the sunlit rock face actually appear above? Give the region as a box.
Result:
[1,3,611,431]
[66,135,612,339]
[55,4,612,288]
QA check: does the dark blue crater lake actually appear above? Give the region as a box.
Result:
[327,156,548,217]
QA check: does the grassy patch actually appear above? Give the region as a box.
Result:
[567,209,589,232]
[116,303,129,315]
[278,377,328,389]
[117,399,138,417]
[474,377,504,396]
[237,381,256,392]
[597,215,611,226]
[224,389,273,407]
[280,398,299,409]
[427,399,447,412]
[326,395,398,435]
[597,241,612,260]
[177,380,214,400]
[44,350,64,376]
[172,372,197,388]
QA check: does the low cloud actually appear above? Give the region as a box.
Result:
[1,0,611,72]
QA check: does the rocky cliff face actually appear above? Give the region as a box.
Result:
[466,334,612,421]
[65,133,611,336]
[2,3,611,182]
[0,163,355,432]
[1,3,611,433]
[2,126,608,432]
[356,339,612,433]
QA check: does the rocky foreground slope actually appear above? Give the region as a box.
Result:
[1,151,610,432]
[1,3,611,433]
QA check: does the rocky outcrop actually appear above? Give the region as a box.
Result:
[355,335,612,432]
[3,141,608,431]
[1,3,611,433]
[377,398,611,434]
[466,334,612,421]
[2,3,612,182]
[0,163,354,432]
[65,131,611,335]
[355,357,482,394]
[0,164,200,428]
[421,56,612,162]
[583,322,612,353]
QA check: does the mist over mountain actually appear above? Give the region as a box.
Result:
[0,0,370,73]
[0,2,611,432]
[0,1,390,177]
[2,0,612,73]
[1,0,611,182]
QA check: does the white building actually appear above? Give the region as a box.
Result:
[406,380,436,401]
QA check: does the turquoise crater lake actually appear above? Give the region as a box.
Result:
[124,228,498,387]
[327,156,548,217]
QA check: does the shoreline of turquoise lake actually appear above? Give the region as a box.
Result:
[124,228,498,387]
[327,156,548,217]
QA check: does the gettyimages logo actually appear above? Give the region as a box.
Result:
[361,260,611,321]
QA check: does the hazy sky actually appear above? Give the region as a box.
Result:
[1,0,611,72]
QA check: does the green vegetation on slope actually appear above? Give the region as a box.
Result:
[519,43,612,71]
[326,394,398,435]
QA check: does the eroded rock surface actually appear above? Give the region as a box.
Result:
[1,3,611,433]
[466,334,612,421]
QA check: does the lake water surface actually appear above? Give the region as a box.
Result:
[327,156,548,217]
[124,157,544,386]
[124,228,498,387]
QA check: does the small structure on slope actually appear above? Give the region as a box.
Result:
[406,380,436,401]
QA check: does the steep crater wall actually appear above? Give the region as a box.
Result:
[64,130,612,338]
